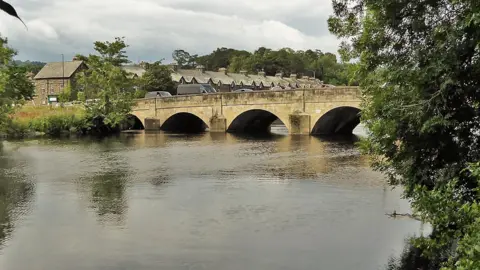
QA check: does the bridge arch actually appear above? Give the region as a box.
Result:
[124,114,145,130]
[161,112,209,133]
[227,109,289,134]
[311,106,361,135]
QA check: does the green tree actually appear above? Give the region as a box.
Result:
[172,49,197,69]
[13,60,45,75]
[58,84,73,103]
[76,38,135,132]
[92,37,129,67]
[0,36,34,131]
[141,61,176,95]
[328,0,480,268]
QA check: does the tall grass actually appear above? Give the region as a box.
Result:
[7,105,89,137]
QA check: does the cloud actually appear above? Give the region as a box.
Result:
[0,0,340,62]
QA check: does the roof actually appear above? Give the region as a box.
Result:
[170,69,326,88]
[34,61,85,79]
[122,65,146,78]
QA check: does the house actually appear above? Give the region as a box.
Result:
[33,59,87,105]
[167,63,327,92]
[120,62,328,93]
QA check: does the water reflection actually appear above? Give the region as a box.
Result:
[0,130,423,270]
[0,146,35,248]
[73,144,131,226]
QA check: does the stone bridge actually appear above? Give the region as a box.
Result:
[130,87,362,135]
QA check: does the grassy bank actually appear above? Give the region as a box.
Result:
[6,105,89,137]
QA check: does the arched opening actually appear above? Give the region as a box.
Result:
[227,109,287,134]
[311,106,361,135]
[123,114,144,130]
[161,113,208,133]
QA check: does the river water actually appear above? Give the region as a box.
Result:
[0,125,426,270]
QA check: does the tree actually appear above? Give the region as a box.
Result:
[76,38,135,133]
[328,0,480,268]
[58,84,73,103]
[172,49,196,69]
[141,61,176,95]
[92,37,129,67]
[0,36,34,131]
[172,46,358,85]
[13,60,45,75]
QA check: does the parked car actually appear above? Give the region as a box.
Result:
[144,91,172,98]
[176,84,217,95]
[233,88,254,92]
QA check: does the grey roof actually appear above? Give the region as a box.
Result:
[170,68,326,88]
[34,61,85,79]
[122,65,146,78]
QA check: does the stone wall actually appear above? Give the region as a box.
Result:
[33,78,70,105]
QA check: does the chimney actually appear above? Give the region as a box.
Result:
[239,70,248,76]
[169,61,178,72]
[290,73,297,79]
[258,71,266,77]
[196,65,205,73]
[275,72,283,78]
[218,67,227,75]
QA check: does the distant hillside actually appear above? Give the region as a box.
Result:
[14,60,46,75]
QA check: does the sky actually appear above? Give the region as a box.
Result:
[0,0,340,63]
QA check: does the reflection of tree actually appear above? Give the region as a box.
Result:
[385,237,440,270]
[74,145,131,226]
[0,154,35,248]
[82,169,128,225]
[150,174,170,186]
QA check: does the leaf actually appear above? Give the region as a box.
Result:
[0,1,27,29]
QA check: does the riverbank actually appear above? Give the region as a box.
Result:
[2,105,88,138]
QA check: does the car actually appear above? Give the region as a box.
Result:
[144,91,172,98]
[233,89,254,92]
[176,84,217,95]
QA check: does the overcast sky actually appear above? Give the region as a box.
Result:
[0,0,340,63]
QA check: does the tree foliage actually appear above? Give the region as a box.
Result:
[328,0,480,268]
[0,36,34,131]
[140,61,176,95]
[92,37,129,67]
[13,60,45,75]
[172,49,197,69]
[177,47,358,85]
[76,37,135,131]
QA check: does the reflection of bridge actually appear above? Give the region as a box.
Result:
[131,87,361,135]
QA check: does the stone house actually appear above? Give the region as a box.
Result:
[168,63,327,92]
[119,62,328,93]
[33,60,87,105]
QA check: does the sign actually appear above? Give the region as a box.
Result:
[47,95,58,104]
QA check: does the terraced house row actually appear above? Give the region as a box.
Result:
[124,63,331,92]
[31,59,330,105]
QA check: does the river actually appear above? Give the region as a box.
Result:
[0,125,427,270]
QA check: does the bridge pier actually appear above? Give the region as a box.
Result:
[289,112,311,135]
[210,115,227,132]
[144,118,161,130]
